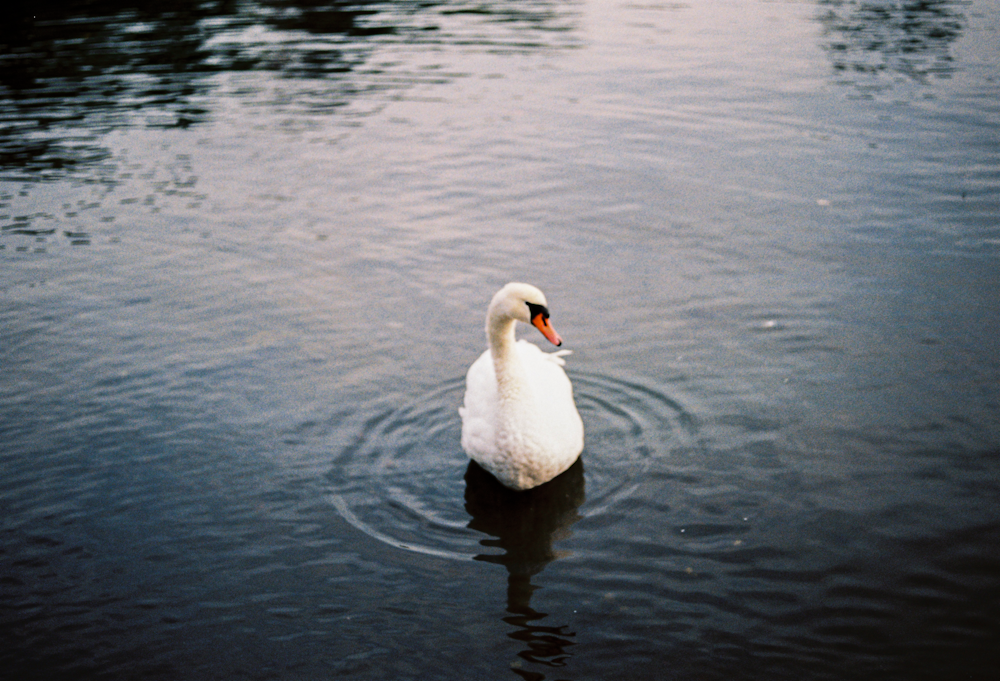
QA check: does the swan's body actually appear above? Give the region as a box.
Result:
[459,283,584,491]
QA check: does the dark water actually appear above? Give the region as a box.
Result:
[2,1,999,679]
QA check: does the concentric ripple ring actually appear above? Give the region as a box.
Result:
[325,371,698,560]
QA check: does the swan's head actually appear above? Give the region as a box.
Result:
[488,282,563,347]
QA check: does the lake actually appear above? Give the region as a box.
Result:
[2,1,998,679]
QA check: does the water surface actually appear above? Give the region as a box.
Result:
[2,1,999,679]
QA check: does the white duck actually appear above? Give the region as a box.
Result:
[459,283,584,491]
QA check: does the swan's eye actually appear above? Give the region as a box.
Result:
[526,302,549,320]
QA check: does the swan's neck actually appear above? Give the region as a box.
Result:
[487,315,527,395]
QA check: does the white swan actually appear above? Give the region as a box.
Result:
[459,283,584,491]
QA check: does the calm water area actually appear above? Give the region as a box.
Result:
[2,1,999,679]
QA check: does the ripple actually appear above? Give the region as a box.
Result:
[572,372,697,518]
[325,371,698,560]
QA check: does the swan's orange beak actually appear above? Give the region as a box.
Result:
[531,312,563,347]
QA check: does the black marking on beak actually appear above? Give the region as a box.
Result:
[526,302,549,320]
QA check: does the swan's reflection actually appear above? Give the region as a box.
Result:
[464,459,586,679]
